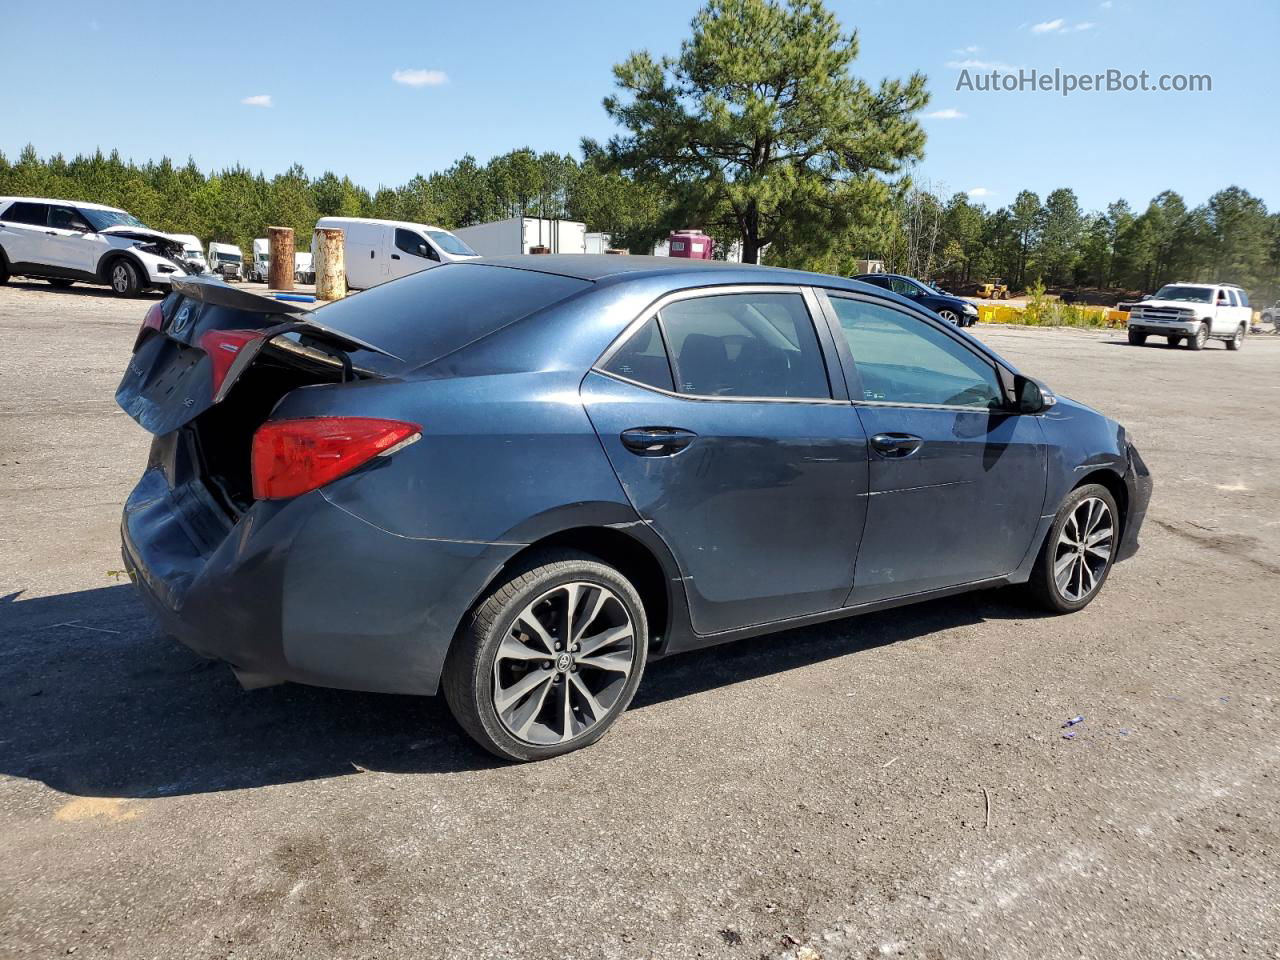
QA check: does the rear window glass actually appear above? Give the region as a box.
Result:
[1,201,48,225]
[602,316,674,391]
[312,262,590,372]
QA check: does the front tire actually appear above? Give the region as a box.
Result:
[1225,324,1245,351]
[107,259,142,297]
[1187,322,1209,350]
[442,550,648,761]
[1128,330,1147,346]
[1027,484,1119,614]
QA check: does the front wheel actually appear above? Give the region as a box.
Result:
[1187,322,1209,350]
[1027,484,1119,614]
[937,309,960,326]
[442,550,648,761]
[108,259,142,297]
[1225,324,1245,351]
[1128,330,1147,346]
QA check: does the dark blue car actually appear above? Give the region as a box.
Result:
[851,273,979,326]
[117,258,1150,761]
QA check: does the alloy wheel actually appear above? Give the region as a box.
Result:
[1234,326,1244,348]
[112,264,129,292]
[1195,324,1208,348]
[1053,496,1114,602]
[491,581,636,745]
[938,309,959,325]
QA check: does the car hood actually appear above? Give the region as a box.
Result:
[1132,298,1202,311]
[101,225,185,245]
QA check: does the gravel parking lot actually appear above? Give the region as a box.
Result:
[1,277,1277,960]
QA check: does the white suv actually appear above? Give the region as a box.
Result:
[0,197,199,297]
[1127,282,1252,351]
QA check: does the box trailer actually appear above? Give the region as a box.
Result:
[452,217,587,257]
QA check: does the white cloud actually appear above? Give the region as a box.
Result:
[392,69,449,88]
[240,94,272,108]
[1099,0,1113,7]
[1073,20,1096,30]
[1031,18,1066,33]
[946,58,1022,70]
[967,187,994,199]
[924,108,967,120]
[953,44,980,55]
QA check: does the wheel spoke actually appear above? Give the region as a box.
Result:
[510,674,555,738]
[571,586,609,645]
[1085,524,1113,547]
[570,672,606,723]
[577,623,632,658]
[495,668,553,713]
[498,633,550,663]
[515,613,557,657]
[559,678,575,742]
[577,649,632,676]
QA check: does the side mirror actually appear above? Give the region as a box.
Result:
[417,244,429,257]
[1015,375,1056,414]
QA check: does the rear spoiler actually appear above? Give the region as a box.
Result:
[169,276,401,362]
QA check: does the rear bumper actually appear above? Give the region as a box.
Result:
[121,467,520,695]
[1117,442,1152,562]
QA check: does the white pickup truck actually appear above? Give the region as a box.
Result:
[1127,282,1251,351]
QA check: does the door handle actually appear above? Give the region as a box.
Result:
[391,253,401,260]
[870,433,924,458]
[620,427,697,456]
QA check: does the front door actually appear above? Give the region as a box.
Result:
[820,293,1047,605]
[43,205,97,274]
[581,288,869,636]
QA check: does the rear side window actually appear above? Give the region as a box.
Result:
[659,292,830,399]
[312,262,590,372]
[602,316,674,391]
[1,201,48,225]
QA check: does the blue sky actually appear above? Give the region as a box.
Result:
[1,0,1275,214]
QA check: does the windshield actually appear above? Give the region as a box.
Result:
[184,249,204,258]
[426,229,478,257]
[312,262,588,372]
[216,252,242,263]
[1153,285,1213,303]
[80,208,147,231]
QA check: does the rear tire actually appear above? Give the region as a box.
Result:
[442,550,648,762]
[47,278,74,289]
[1027,483,1120,614]
[1225,324,1244,351]
[1187,322,1208,350]
[107,259,143,297]
[1128,330,1147,346]
[0,249,9,284]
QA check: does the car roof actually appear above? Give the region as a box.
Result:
[0,196,124,212]
[317,216,453,233]
[464,254,876,293]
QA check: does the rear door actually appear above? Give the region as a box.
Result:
[819,291,1047,604]
[0,200,51,267]
[581,286,869,637]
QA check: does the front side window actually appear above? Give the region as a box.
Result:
[658,292,830,399]
[830,297,1003,409]
[0,201,49,226]
[889,277,921,298]
[1236,289,1250,307]
[49,206,91,231]
[396,228,438,260]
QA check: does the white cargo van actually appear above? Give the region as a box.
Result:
[313,217,479,290]
[206,242,243,280]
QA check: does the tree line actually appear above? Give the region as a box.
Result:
[876,184,1279,301]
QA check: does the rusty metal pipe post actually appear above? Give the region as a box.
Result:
[314,227,347,301]
[267,226,295,291]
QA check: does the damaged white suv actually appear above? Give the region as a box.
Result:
[1127,282,1252,351]
[0,197,200,297]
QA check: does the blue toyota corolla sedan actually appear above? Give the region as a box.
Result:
[116,257,1151,761]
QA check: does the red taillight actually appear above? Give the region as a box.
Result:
[250,417,421,501]
[199,329,262,395]
[134,301,164,349]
